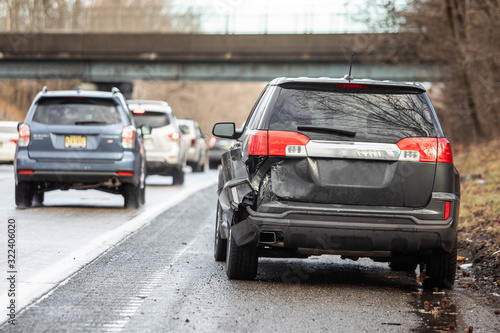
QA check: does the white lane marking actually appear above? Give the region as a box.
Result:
[14,177,217,319]
[101,237,198,332]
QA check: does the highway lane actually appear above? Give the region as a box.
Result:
[1,181,498,332]
[0,164,218,318]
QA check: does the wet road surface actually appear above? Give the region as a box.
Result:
[2,185,498,332]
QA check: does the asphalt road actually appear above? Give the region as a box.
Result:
[0,165,498,332]
[0,164,218,316]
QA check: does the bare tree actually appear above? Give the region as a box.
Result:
[353,0,500,143]
[0,0,200,32]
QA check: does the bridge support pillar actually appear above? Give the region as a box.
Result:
[93,82,133,99]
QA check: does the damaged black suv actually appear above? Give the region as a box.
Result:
[213,77,460,289]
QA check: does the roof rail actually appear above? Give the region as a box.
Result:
[42,86,48,93]
[111,87,120,94]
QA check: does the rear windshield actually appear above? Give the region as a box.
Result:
[179,124,191,135]
[133,111,171,128]
[268,88,437,143]
[33,98,121,125]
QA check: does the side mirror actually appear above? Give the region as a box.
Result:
[212,122,236,139]
[140,124,152,136]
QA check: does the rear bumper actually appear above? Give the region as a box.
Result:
[0,144,16,162]
[186,147,199,163]
[145,151,182,169]
[229,194,459,255]
[15,150,141,186]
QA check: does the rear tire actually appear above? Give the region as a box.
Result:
[209,161,219,170]
[15,182,34,208]
[226,228,258,280]
[389,262,417,272]
[172,167,184,185]
[422,242,457,290]
[214,203,227,261]
[32,192,45,207]
[193,154,205,173]
[123,184,141,209]
[193,160,205,173]
[140,185,145,205]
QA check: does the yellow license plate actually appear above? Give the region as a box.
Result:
[65,136,86,148]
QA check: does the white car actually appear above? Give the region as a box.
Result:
[128,100,187,185]
[0,121,18,163]
[178,119,207,173]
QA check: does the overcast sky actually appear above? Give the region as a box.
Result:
[171,0,378,33]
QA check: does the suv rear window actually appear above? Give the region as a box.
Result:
[32,98,121,125]
[133,111,171,128]
[269,87,437,143]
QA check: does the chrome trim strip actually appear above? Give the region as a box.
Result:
[305,140,401,161]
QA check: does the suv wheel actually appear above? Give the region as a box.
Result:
[15,182,34,208]
[423,242,457,290]
[209,161,219,170]
[172,167,184,185]
[389,260,417,272]
[193,160,204,173]
[140,185,145,205]
[226,227,258,280]
[214,203,227,261]
[123,184,141,209]
[194,154,205,173]
[32,192,45,207]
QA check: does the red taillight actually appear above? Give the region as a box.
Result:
[18,124,30,147]
[437,138,453,163]
[397,137,438,162]
[247,130,269,155]
[335,83,370,90]
[247,130,310,156]
[444,201,451,220]
[397,137,453,163]
[18,170,33,174]
[122,126,135,149]
[209,135,217,149]
[10,139,17,145]
[167,131,181,141]
[117,171,133,176]
[191,138,197,147]
[132,108,146,114]
[269,131,310,156]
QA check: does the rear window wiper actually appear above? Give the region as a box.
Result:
[297,125,356,138]
[74,121,108,125]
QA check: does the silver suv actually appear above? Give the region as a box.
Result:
[178,119,207,173]
[128,100,187,185]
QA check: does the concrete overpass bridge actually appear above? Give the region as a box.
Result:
[0,33,436,96]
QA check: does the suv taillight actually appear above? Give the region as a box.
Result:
[18,124,30,147]
[396,137,453,163]
[167,131,181,141]
[437,138,453,163]
[247,130,310,157]
[122,126,135,149]
[208,135,217,149]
